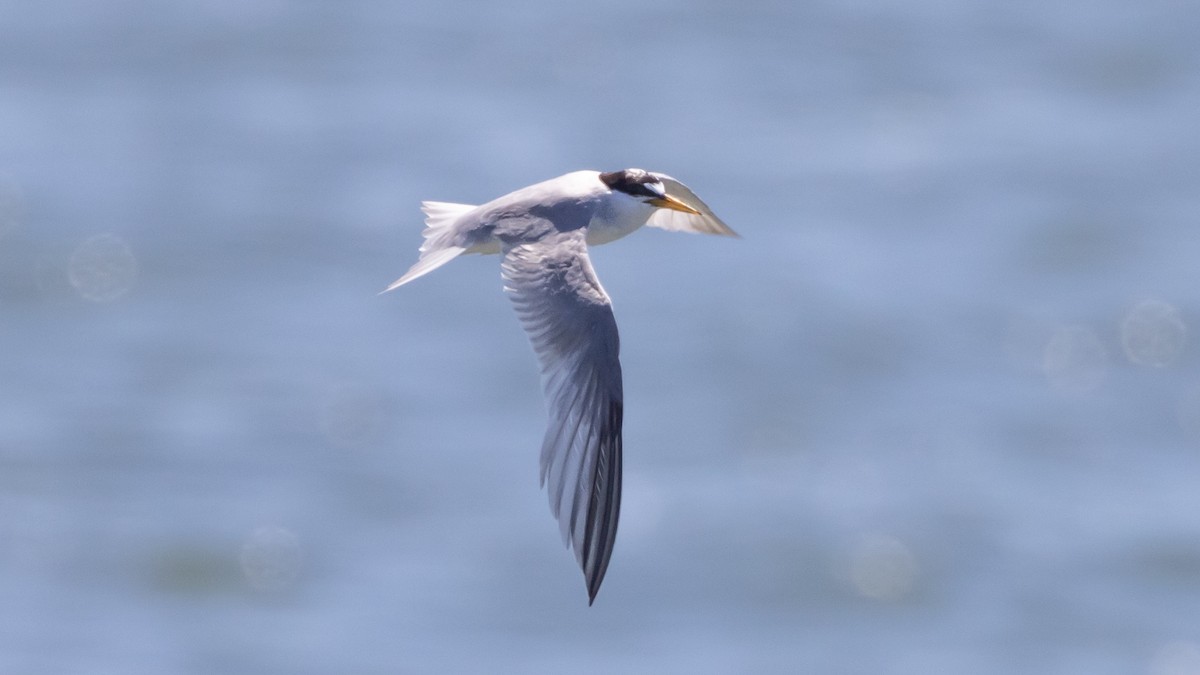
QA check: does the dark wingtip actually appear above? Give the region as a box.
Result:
[580,399,622,608]
[587,573,603,606]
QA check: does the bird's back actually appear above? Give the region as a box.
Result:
[385,169,653,291]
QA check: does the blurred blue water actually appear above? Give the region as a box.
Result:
[3,1,1200,673]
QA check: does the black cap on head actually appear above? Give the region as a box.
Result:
[599,169,661,198]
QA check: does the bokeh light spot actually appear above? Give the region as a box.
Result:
[67,233,138,302]
[1121,299,1187,368]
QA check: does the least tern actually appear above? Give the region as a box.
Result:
[385,169,736,603]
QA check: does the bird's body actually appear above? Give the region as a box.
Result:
[385,169,735,603]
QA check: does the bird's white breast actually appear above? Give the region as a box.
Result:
[585,188,652,247]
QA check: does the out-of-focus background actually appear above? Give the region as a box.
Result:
[3,1,1199,673]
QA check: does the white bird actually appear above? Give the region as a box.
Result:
[384,169,736,604]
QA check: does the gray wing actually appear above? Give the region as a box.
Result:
[501,229,622,604]
[646,172,739,237]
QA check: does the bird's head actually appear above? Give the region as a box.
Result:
[599,169,702,215]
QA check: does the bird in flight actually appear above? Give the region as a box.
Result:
[384,169,736,604]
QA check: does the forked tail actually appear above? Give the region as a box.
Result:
[381,201,477,292]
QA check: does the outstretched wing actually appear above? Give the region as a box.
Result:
[646,172,739,237]
[501,229,623,605]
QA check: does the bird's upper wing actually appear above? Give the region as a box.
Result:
[645,173,739,237]
[501,229,623,604]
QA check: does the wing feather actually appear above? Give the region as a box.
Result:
[501,229,623,604]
